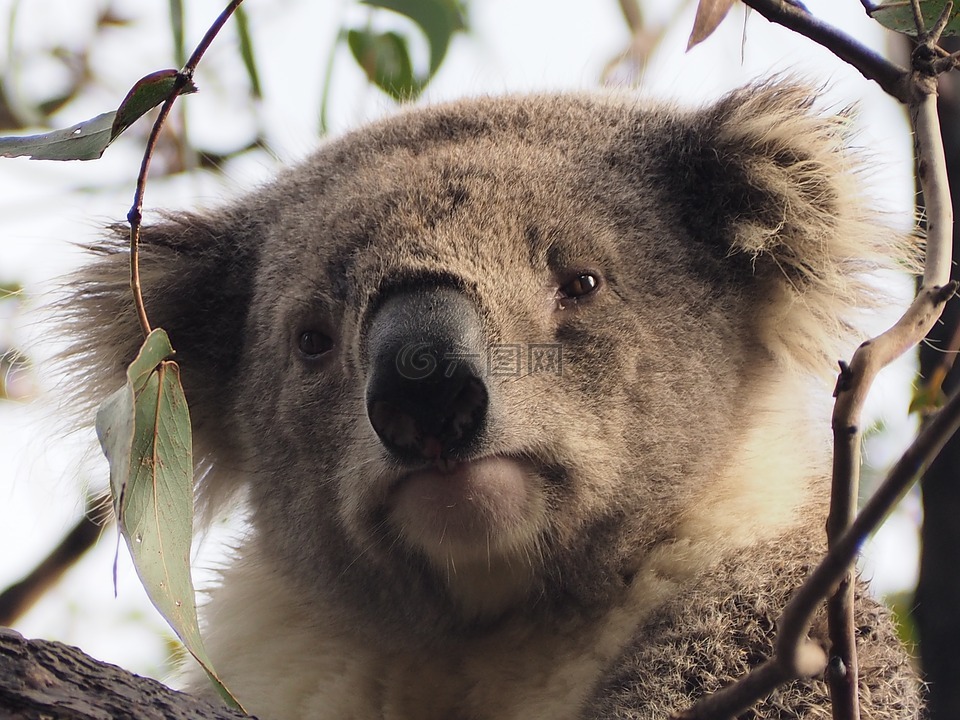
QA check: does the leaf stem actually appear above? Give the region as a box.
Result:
[127,0,245,339]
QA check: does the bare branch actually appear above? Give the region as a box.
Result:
[914,92,954,287]
[910,0,928,36]
[670,659,794,720]
[126,0,245,339]
[673,321,960,720]
[740,0,911,102]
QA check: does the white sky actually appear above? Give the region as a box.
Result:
[0,0,922,682]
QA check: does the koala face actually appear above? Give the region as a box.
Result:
[69,84,910,643]
[219,95,777,629]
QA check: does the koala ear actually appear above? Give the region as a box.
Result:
[63,210,259,500]
[661,82,918,374]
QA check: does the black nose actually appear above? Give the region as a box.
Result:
[364,286,489,463]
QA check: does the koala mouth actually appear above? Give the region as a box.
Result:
[386,455,545,563]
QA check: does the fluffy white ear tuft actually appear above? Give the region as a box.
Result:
[698,81,919,374]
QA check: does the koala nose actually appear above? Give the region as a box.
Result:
[364,286,489,463]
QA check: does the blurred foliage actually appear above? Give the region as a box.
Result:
[0,5,128,132]
[345,0,468,100]
[885,589,920,656]
[1,0,470,172]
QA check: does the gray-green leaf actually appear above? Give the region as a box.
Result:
[871,0,960,36]
[0,69,196,161]
[0,112,116,161]
[95,329,239,708]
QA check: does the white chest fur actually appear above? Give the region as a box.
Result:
[186,541,692,720]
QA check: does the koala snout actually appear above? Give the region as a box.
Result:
[364,287,489,463]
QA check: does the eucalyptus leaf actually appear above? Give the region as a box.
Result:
[0,112,116,161]
[687,0,736,51]
[361,0,467,76]
[0,69,195,161]
[871,0,960,36]
[348,29,419,100]
[95,329,239,707]
[111,68,197,139]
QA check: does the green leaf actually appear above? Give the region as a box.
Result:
[0,69,195,161]
[0,112,116,161]
[348,29,419,101]
[871,0,960,36]
[111,69,197,139]
[95,329,240,708]
[235,6,263,99]
[169,0,186,68]
[361,0,467,76]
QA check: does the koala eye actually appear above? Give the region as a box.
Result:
[557,272,601,301]
[298,330,333,358]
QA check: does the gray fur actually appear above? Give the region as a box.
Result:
[64,82,921,718]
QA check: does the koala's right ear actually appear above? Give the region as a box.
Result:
[640,81,918,374]
[63,209,260,464]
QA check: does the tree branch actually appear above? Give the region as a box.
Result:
[0,628,254,719]
[741,0,911,102]
[914,92,954,288]
[672,354,960,720]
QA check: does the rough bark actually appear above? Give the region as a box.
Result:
[0,628,253,720]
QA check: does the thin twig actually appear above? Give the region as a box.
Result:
[740,0,911,102]
[825,70,954,714]
[827,357,861,720]
[126,0,245,339]
[910,0,928,35]
[671,659,794,720]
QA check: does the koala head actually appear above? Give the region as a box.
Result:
[66,82,911,636]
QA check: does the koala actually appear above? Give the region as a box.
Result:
[66,82,921,718]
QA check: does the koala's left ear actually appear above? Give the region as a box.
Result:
[656,82,917,372]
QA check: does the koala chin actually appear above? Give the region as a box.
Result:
[67,82,922,718]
